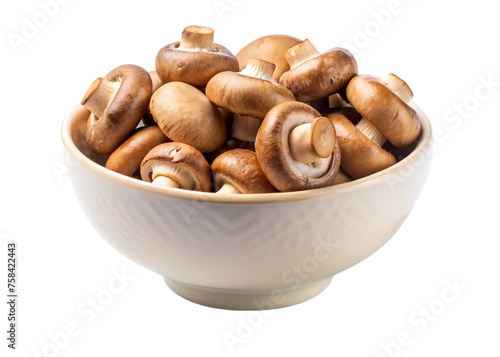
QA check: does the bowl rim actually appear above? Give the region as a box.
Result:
[61,102,433,204]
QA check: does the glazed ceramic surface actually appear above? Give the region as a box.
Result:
[61,103,433,310]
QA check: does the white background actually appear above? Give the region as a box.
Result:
[1,0,499,356]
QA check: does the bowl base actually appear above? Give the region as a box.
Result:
[164,277,333,310]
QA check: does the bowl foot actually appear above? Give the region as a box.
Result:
[163,277,333,310]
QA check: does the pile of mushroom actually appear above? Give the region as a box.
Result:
[79,25,422,194]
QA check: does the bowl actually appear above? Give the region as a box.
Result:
[61,103,433,310]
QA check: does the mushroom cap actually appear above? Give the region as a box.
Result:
[84,64,152,154]
[211,149,276,194]
[105,126,169,177]
[150,81,227,153]
[255,101,341,192]
[140,142,212,192]
[326,112,396,179]
[205,71,296,120]
[279,47,357,102]
[156,42,238,88]
[346,74,421,148]
[236,34,302,82]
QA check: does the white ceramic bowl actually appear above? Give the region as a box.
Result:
[61,103,433,310]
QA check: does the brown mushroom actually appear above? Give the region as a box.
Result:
[155,25,239,88]
[255,101,341,192]
[82,64,152,154]
[236,34,302,82]
[206,59,296,119]
[206,58,296,142]
[326,112,396,179]
[140,142,211,192]
[279,39,358,102]
[150,81,227,153]
[211,149,276,194]
[105,126,169,177]
[346,74,421,148]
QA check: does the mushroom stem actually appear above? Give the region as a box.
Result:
[240,58,276,82]
[384,73,413,103]
[81,77,120,119]
[285,39,321,70]
[217,182,242,194]
[289,117,336,164]
[356,118,387,147]
[178,25,215,52]
[230,114,261,142]
[151,175,181,189]
[329,93,352,108]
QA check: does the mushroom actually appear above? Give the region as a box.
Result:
[206,58,296,142]
[82,64,152,154]
[150,81,227,153]
[155,25,239,88]
[142,71,164,126]
[105,126,169,177]
[211,149,276,194]
[236,34,302,82]
[279,39,358,102]
[140,142,211,192]
[255,101,341,192]
[326,112,396,179]
[346,74,421,148]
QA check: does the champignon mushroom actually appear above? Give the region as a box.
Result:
[236,34,302,82]
[105,126,169,177]
[211,149,276,194]
[346,74,421,148]
[255,101,341,192]
[326,112,396,179]
[140,142,211,192]
[150,81,227,153]
[206,58,296,142]
[155,25,239,88]
[279,39,358,102]
[82,64,152,154]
